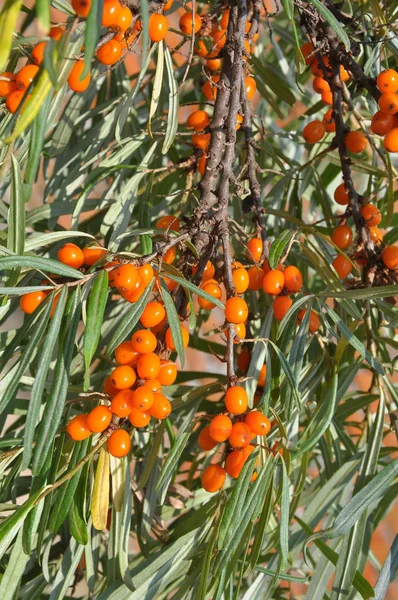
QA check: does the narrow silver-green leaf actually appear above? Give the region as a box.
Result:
[84,270,108,382]
[162,45,179,154]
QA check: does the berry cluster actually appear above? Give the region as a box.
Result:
[371,69,398,153]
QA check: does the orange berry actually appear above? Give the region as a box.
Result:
[162,246,176,264]
[57,243,84,269]
[225,297,248,324]
[142,378,162,394]
[197,152,207,176]
[186,110,210,131]
[244,411,270,435]
[378,92,398,115]
[332,225,353,249]
[360,203,381,227]
[110,389,134,417]
[225,445,255,478]
[68,60,91,93]
[96,39,122,65]
[382,246,398,269]
[49,26,64,40]
[237,347,250,372]
[323,108,336,133]
[201,260,216,282]
[258,364,267,388]
[0,72,16,97]
[247,266,264,291]
[137,264,154,286]
[113,264,138,293]
[340,65,350,82]
[230,322,246,342]
[72,0,91,18]
[158,360,177,386]
[149,392,171,419]
[201,464,226,492]
[228,422,251,448]
[195,39,209,57]
[16,65,39,90]
[108,429,131,457]
[198,426,218,451]
[150,313,168,333]
[148,13,168,42]
[179,12,202,35]
[245,76,256,101]
[225,386,248,415]
[333,254,352,279]
[115,341,140,366]
[165,324,189,350]
[384,128,398,153]
[102,0,121,27]
[136,352,161,380]
[297,309,320,333]
[31,41,46,66]
[198,280,222,310]
[313,77,330,94]
[209,414,232,442]
[110,365,136,390]
[345,131,367,154]
[87,406,112,433]
[132,386,154,411]
[202,75,220,101]
[113,4,132,32]
[82,245,106,265]
[156,215,180,231]
[262,269,285,295]
[192,132,211,149]
[220,9,230,30]
[377,69,398,94]
[303,120,325,143]
[140,301,166,328]
[131,329,157,354]
[334,183,349,205]
[103,375,118,396]
[20,290,47,314]
[206,58,222,71]
[283,265,302,293]
[301,41,315,65]
[164,0,172,10]
[209,30,227,56]
[371,110,394,136]
[121,276,145,303]
[232,267,249,294]
[368,227,383,244]
[129,408,151,427]
[67,414,91,440]
[321,90,333,105]
[273,296,293,321]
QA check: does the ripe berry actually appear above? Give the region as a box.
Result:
[113,264,139,293]
[67,414,91,440]
[72,0,91,18]
[96,39,122,65]
[382,246,398,269]
[87,406,112,433]
[378,92,398,115]
[140,301,166,328]
[202,260,215,282]
[148,13,168,42]
[232,267,249,294]
[110,389,134,417]
[158,360,177,386]
[129,408,151,428]
[0,72,16,97]
[186,110,210,131]
[297,309,320,333]
[225,445,254,478]
[246,237,263,261]
[110,365,136,390]
[301,41,315,65]
[165,325,189,350]
[368,227,383,244]
[262,269,285,295]
[122,277,145,303]
[283,265,303,292]
[384,128,398,153]
[201,464,226,492]
[225,386,248,415]
[198,426,218,451]
[16,65,39,89]
[345,131,367,154]
[82,245,106,265]
[68,60,91,92]
[137,352,161,380]
[209,30,227,56]
[360,204,381,227]
[31,41,46,66]
[149,392,171,419]
[113,5,133,32]
[313,77,330,94]
[179,12,202,35]
[162,246,176,264]
[225,297,248,324]
[377,69,398,94]
[57,243,84,269]
[334,183,349,205]
[114,337,137,363]
[258,364,266,387]
[245,76,256,101]
[273,296,293,321]
[228,422,251,448]
[49,26,64,40]
[247,266,264,291]
[137,264,154,286]
[244,411,271,435]
[195,39,209,57]
[323,108,336,133]
[102,0,121,27]
[202,75,220,101]
[321,90,333,105]
[333,254,352,279]
[198,280,222,310]
[108,429,131,457]
[209,414,232,442]
[371,111,394,136]
[104,376,118,396]
[311,55,329,77]
[131,329,157,354]
[20,290,47,314]
[142,378,162,394]
[303,120,325,143]
[206,58,222,71]
[192,132,211,149]
[237,347,250,372]
[156,215,180,231]
[231,322,246,342]
[332,225,353,249]
[132,386,154,411]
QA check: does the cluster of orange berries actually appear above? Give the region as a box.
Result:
[371,69,398,153]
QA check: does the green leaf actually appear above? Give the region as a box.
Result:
[278,459,290,573]
[91,447,110,531]
[160,281,185,367]
[155,420,196,494]
[0,0,23,72]
[83,0,104,78]
[162,44,179,154]
[0,255,84,279]
[374,534,398,600]
[148,41,164,135]
[0,487,45,560]
[160,270,224,309]
[308,0,350,50]
[84,270,108,386]
[24,92,52,187]
[268,340,301,408]
[68,501,89,545]
[317,285,398,300]
[35,0,50,31]
[8,155,25,255]
[268,230,295,270]
[0,529,29,597]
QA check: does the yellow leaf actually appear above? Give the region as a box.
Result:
[91,447,110,531]
[0,0,22,72]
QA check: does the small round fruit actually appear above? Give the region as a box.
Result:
[0,72,16,97]
[297,309,321,333]
[201,464,226,492]
[131,329,157,354]
[359,204,381,227]
[31,41,46,65]
[244,411,271,435]
[102,0,121,27]
[96,39,122,65]
[378,92,398,115]
[225,386,248,415]
[137,264,154,286]
[113,264,138,293]
[301,41,314,65]
[122,277,145,303]
[198,426,218,451]
[313,76,330,94]
[68,60,91,92]
[201,260,215,282]
[140,301,166,328]
[206,58,222,71]
[384,128,398,153]
[158,360,177,386]
[87,406,112,432]
[237,347,250,372]
[192,132,211,149]
[50,26,64,40]
[283,265,303,292]
[165,325,189,350]
[303,120,325,143]
[228,422,251,448]
[245,76,256,100]
[110,389,134,417]
[67,414,91,440]
[209,414,232,442]
[108,429,131,457]
[136,352,161,380]
[225,297,248,324]
[179,12,202,35]
[72,0,92,18]
[323,108,336,133]
[104,376,118,397]
[186,110,210,131]
[231,322,246,342]
[110,365,136,390]
[273,296,293,321]
[377,69,398,94]
[148,13,168,42]
[232,267,249,294]
[149,392,171,419]
[382,246,398,269]
[6,90,28,113]
[247,266,264,291]
[334,183,349,206]
[246,237,263,261]
[225,446,255,478]
[258,364,267,388]
[202,75,220,101]
[371,110,394,136]
[16,64,39,89]
[198,280,222,310]
[142,379,162,394]
[20,290,47,314]
[321,90,333,105]
[262,269,285,295]
[332,225,353,249]
[83,245,106,265]
[209,30,227,55]
[345,131,367,154]
[57,243,84,269]
[129,408,151,428]
[368,227,383,244]
[132,386,154,411]
[333,254,352,279]
[156,215,180,231]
